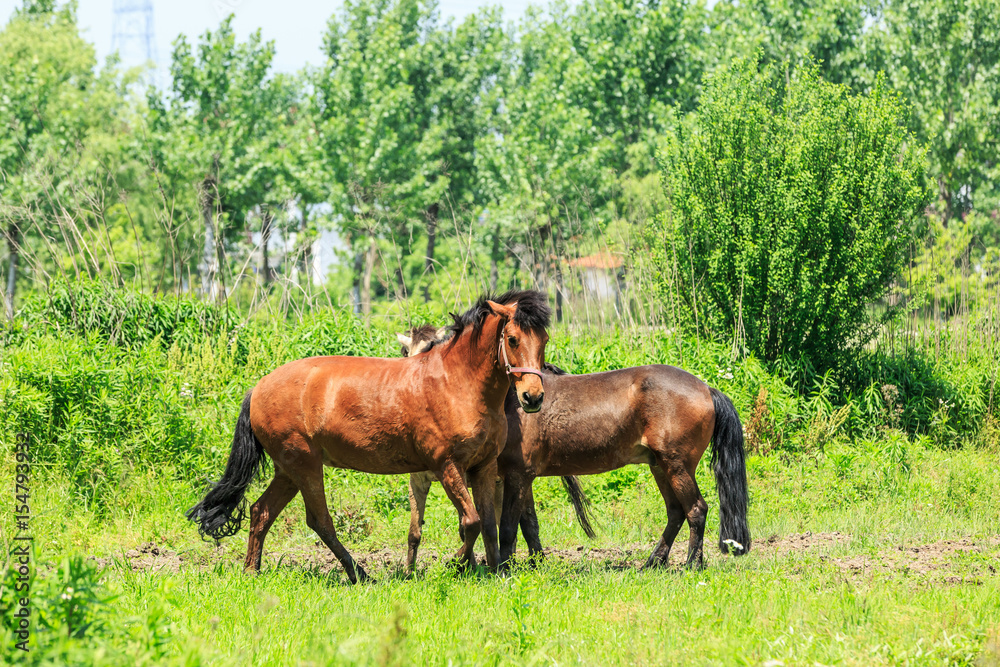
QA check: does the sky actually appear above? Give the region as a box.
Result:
[0,0,536,76]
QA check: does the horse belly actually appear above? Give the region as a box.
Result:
[314,431,426,475]
[536,435,649,476]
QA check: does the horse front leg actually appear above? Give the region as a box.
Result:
[499,471,530,571]
[436,460,481,571]
[519,485,544,562]
[470,459,500,570]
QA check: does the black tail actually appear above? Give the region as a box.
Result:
[710,387,750,555]
[560,476,597,539]
[186,390,267,540]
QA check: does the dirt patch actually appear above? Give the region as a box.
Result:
[95,534,1000,583]
[756,531,852,557]
[93,542,209,572]
[535,543,650,569]
[826,537,1000,583]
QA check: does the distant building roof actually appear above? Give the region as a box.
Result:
[567,251,624,269]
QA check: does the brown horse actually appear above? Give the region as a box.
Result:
[401,326,750,570]
[398,326,595,572]
[186,290,550,582]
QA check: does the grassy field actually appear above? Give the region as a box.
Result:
[3,436,1000,665]
[2,285,999,665]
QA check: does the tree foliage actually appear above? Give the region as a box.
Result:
[863,0,1000,220]
[4,0,999,367]
[0,3,129,313]
[657,58,930,368]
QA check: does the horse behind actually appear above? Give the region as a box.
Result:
[186,290,551,582]
[402,325,750,569]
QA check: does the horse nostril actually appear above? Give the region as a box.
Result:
[522,391,531,404]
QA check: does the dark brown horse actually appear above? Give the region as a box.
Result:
[401,326,750,569]
[186,291,550,582]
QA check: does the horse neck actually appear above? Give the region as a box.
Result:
[442,316,509,410]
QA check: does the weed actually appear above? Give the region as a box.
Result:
[746,388,782,454]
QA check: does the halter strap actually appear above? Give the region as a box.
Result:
[499,323,544,383]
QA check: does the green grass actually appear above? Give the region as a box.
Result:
[2,282,999,664]
[3,440,1000,665]
[105,553,997,666]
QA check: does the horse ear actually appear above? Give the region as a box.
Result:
[396,332,412,349]
[486,300,516,320]
[435,327,449,340]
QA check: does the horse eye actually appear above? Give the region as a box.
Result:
[508,335,518,348]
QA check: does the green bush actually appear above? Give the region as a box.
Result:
[0,556,183,665]
[654,57,930,370]
[9,280,231,350]
[1,281,994,519]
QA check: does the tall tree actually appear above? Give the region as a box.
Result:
[313,0,447,314]
[0,3,124,316]
[570,0,707,143]
[405,8,511,299]
[864,0,1000,221]
[148,17,285,299]
[707,0,871,87]
[477,3,617,319]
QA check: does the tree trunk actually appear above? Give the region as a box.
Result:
[351,233,364,315]
[395,266,408,300]
[200,177,218,300]
[260,210,274,285]
[5,223,19,320]
[299,203,312,289]
[548,221,563,324]
[489,225,501,291]
[535,221,551,294]
[422,202,439,302]
[361,237,377,317]
[554,263,564,324]
[938,177,953,225]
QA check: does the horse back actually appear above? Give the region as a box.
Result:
[250,355,480,474]
[504,365,714,476]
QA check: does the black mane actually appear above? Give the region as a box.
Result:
[448,289,551,343]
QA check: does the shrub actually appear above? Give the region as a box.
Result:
[654,56,930,370]
[10,279,231,350]
[0,556,181,665]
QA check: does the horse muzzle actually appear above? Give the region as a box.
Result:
[519,389,544,413]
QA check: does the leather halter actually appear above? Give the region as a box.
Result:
[498,323,544,383]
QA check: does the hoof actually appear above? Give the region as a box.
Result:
[355,564,374,584]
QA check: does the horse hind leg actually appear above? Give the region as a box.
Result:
[295,465,368,584]
[406,472,434,573]
[654,453,708,569]
[244,469,299,572]
[642,463,685,570]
